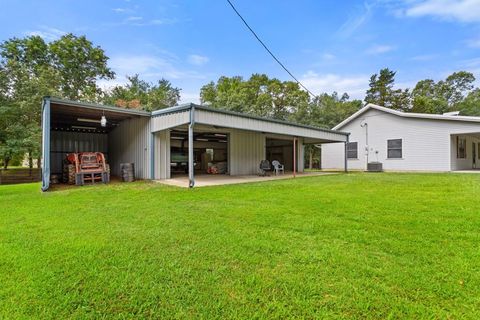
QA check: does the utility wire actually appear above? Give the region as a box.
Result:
[226,0,318,98]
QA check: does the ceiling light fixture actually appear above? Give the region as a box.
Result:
[101,110,107,127]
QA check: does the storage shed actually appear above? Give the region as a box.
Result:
[41,97,349,190]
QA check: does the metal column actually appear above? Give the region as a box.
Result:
[41,97,51,191]
[293,137,297,178]
[188,106,195,188]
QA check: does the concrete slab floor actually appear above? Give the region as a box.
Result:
[155,171,338,188]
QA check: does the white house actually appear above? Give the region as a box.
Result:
[321,103,480,172]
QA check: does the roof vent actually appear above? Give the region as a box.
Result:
[443,111,460,116]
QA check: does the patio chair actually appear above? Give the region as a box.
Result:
[271,160,285,175]
[259,160,271,176]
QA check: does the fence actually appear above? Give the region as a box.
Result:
[0,168,41,185]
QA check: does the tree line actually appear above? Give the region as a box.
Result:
[1,33,479,169]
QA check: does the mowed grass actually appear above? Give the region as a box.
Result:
[1,173,480,319]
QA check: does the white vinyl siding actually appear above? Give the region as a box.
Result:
[322,108,480,171]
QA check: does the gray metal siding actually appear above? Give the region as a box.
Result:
[195,109,347,142]
[50,131,108,174]
[109,116,151,179]
[153,130,170,179]
[229,129,265,175]
[151,110,190,132]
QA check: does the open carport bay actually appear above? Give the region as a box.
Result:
[43,98,151,189]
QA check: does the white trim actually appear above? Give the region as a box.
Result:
[333,104,480,130]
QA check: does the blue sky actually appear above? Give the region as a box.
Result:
[1,0,479,103]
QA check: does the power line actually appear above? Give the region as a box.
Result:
[225,0,318,98]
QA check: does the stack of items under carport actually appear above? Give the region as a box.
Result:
[207,162,227,174]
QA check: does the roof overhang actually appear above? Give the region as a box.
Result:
[47,97,150,133]
[152,103,349,143]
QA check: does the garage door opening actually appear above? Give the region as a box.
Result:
[266,137,295,172]
[170,129,229,176]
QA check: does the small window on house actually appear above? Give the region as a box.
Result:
[347,142,358,159]
[457,137,466,159]
[478,143,480,159]
[387,139,402,159]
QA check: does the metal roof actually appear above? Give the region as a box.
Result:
[334,103,480,130]
[45,97,349,136]
[152,103,349,136]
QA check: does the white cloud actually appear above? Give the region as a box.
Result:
[461,57,480,67]
[410,54,438,61]
[179,92,201,104]
[402,0,480,23]
[108,54,207,81]
[113,8,128,13]
[126,16,143,21]
[365,44,395,55]
[24,26,66,41]
[466,37,480,47]
[337,2,374,37]
[300,71,369,99]
[187,54,209,66]
[322,53,336,60]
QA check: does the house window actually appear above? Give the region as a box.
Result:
[457,137,466,159]
[387,139,402,159]
[478,143,480,159]
[347,142,358,159]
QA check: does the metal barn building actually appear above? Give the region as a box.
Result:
[41,97,349,190]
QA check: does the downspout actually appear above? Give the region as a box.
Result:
[360,120,368,169]
[188,105,195,188]
[344,133,350,173]
[41,97,51,191]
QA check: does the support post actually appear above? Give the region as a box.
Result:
[293,137,297,178]
[188,105,195,188]
[41,97,51,191]
[150,132,155,180]
[344,134,350,173]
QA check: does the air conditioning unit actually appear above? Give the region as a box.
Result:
[367,162,383,172]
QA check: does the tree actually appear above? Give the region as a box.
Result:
[0,34,114,168]
[293,92,362,169]
[200,74,310,121]
[365,68,410,110]
[102,75,181,111]
[49,34,115,100]
[456,88,480,116]
[410,71,476,114]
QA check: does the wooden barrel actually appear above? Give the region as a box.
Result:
[120,163,135,182]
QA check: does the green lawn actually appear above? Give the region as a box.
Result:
[1,173,480,319]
